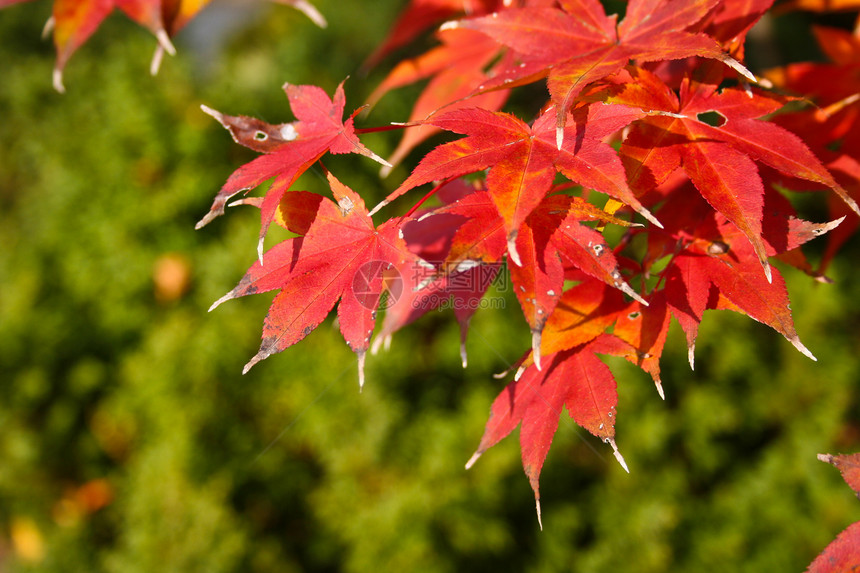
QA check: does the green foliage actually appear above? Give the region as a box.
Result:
[0,2,858,571]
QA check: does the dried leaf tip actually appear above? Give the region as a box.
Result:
[465,451,482,470]
[493,366,512,379]
[257,239,266,266]
[507,236,522,266]
[200,104,225,125]
[52,68,65,94]
[460,340,468,368]
[370,334,390,355]
[638,205,663,229]
[790,336,817,362]
[532,331,542,371]
[655,378,665,400]
[618,281,648,306]
[276,0,328,28]
[150,45,165,76]
[357,352,367,392]
[608,438,629,473]
[149,32,176,76]
[536,498,543,531]
[760,258,773,284]
[368,199,389,217]
[41,15,54,38]
[209,290,235,312]
[155,29,177,57]
[194,212,216,230]
[366,149,393,169]
[816,216,846,236]
[688,342,696,370]
[841,191,860,217]
[754,76,774,90]
[723,55,756,83]
[242,352,265,375]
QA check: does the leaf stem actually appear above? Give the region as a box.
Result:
[354,123,411,135]
[400,179,452,219]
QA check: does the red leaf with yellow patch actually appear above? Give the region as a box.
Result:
[591,292,670,399]
[209,173,416,389]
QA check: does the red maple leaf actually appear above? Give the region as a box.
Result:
[368,26,509,172]
[361,0,503,70]
[198,82,389,260]
[764,26,860,167]
[589,62,858,282]
[819,453,860,495]
[641,0,775,84]
[209,173,416,389]
[466,341,628,529]
[699,0,775,45]
[370,180,505,367]
[395,185,647,368]
[520,193,648,367]
[537,279,627,360]
[763,25,860,274]
[806,522,860,573]
[372,103,658,267]
[452,0,753,140]
[662,201,823,367]
[806,453,860,572]
[590,292,671,399]
[631,174,843,367]
[370,177,645,370]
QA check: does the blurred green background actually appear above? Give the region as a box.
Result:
[1,1,859,571]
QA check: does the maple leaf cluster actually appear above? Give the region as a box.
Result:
[5,0,860,562]
[188,0,860,531]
